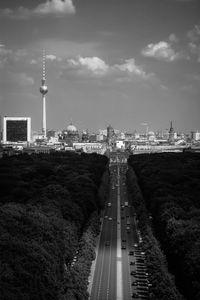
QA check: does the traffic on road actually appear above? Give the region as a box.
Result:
[90,152,150,300]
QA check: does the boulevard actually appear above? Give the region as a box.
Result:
[90,152,148,300]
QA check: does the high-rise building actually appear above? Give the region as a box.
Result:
[107,124,115,145]
[3,117,31,143]
[168,121,175,144]
[40,50,48,139]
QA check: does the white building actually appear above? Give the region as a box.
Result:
[191,131,200,141]
[116,140,125,149]
[73,142,106,154]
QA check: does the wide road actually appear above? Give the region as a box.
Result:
[90,151,146,300]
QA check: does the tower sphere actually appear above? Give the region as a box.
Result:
[40,85,48,95]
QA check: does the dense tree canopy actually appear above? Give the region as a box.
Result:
[0,152,109,300]
[128,152,200,300]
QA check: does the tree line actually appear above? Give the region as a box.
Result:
[128,152,200,300]
[0,151,109,300]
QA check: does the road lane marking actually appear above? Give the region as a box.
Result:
[107,165,117,300]
[116,164,123,300]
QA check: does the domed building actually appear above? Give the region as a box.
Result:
[147,131,155,141]
[66,123,78,134]
[61,122,80,145]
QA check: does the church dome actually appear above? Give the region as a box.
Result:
[148,131,155,136]
[67,123,78,133]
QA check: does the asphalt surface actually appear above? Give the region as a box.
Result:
[90,152,149,300]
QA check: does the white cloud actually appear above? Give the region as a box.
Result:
[188,42,200,62]
[187,25,200,42]
[34,0,75,15]
[142,41,182,62]
[71,56,109,75]
[0,0,75,19]
[187,24,200,62]
[114,59,148,78]
[63,56,152,81]
[0,44,12,56]
[169,33,179,43]
[30,59,37,65]
[0,45,12,68]
[46,54,60,61]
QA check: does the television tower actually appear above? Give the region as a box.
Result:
[40,50,48,139]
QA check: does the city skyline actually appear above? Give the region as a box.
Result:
[0,0,200,133]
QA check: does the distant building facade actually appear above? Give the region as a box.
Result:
[3,117,31,143]
[107,124,115,145]
[60,122,79,145]
[191,131,200,141]
[168,121,175,144]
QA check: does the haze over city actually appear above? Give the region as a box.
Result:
[0,0,200,133]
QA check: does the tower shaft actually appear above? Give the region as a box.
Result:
[42,95,46,138]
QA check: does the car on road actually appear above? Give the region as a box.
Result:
[131,292,139,298]
[135,255,145,259]
[137,286,149,291]
[104,215,108,219]
[136,271,149,276]
[136,256,146,260]
[131,271,137,276]
[121,245,126,249]
[129,250,134,255]
[108,217,112,221]
[132,282,149,288]
[134,243,138,247]
[122,239,126,243]
[107,202,112,207]
[135,275,148,280]
[105,241,110,246]
[136,280,150,286]
[137,291,149,298]
[137,295,148,300]
[130,261,135,265]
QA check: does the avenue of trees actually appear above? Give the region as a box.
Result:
[128,152,200,300]
[0,151,109,300]
[127,167,184,300]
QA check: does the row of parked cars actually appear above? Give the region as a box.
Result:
[130,244,151,299]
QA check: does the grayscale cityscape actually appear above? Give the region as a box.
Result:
[0,1,200,300]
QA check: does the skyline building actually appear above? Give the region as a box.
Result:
[168,121,175,144]
[107,124,115,145]
[3,116,31,143]
[39,50,48,139]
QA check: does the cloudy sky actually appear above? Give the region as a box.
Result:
[0,0,200,133]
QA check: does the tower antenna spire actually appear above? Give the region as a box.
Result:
[42,49,46,83]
